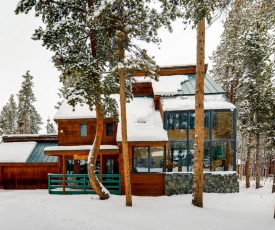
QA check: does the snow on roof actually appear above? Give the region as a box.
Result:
[54,95,168,142]
[54,100,96,120]
[162,94,236,111]
[44,145,118,152]
[116,97,168,142]
[133,75,189,96]
[0,142,37,163]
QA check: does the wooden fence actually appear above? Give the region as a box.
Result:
[48,173,121,195]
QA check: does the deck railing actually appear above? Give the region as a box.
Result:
[48,173,121,195]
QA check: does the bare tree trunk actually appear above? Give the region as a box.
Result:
[272,164,275,193]
[192,19,205,208]
[245,134,252,188]
[88,105,109,200]
[117,32,132,207]
[255,133,261,188]
[85,0,109,200]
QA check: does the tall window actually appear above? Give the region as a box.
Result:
[106,123,114,136]
[80,124,87,137]
[165,110,236,171]
[133,146,165,173]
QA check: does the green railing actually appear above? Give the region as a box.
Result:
[48,173,121,195]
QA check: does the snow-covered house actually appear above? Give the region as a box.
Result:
[44,65,237,196]
[0,134,58,189]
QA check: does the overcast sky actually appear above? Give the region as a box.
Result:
[0,1,224,133]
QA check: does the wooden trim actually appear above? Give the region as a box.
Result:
[117,141,168,147]
[44,149,119,157]
[134,65,208,76]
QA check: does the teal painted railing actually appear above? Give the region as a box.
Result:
[48,174,121,195]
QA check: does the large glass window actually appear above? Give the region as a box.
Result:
[165,110,236,172]
[133,146,165,173]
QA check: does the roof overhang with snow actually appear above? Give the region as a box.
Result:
[44,145,119,159]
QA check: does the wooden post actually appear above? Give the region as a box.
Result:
[100,154,103,182]
[62,155,66,195]
[0,166,3,189]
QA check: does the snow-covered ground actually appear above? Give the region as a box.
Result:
[0,179,274,230]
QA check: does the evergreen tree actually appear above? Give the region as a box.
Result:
[46,117,57,134]
[17,71,42,134]
[210,0,275,188]
[160,0,233,208]
[16,0,168,203]
[0,94,18,135]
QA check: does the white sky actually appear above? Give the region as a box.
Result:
[0,179,274,230]
[0,1,224,133]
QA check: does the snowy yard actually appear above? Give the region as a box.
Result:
[0,179,274,230]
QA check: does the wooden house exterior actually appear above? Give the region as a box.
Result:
[44,65,237,196]
[0,135,58,189]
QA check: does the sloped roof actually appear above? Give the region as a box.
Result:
[54,101,96,120]
[133,73,225,96]
[26,142,58,163]
[0,141,58,163]
[162,94,235,111]
[181,74,225,95]
[116,97,168,142]
[0,142,36,163]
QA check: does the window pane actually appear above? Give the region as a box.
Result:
[204,111,210,139]
[167,112,187,140]
[80,124,87,137]
[133,147,149,173]
[212,111,233,139]
[106,123,114,136]
[211,141,233,171]
[150,146,164,172]
[187,142,194,172]
[169,142,190,172]
[189,112,210,140]
[204,142,211,172]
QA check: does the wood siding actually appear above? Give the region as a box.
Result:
[0,163,58,189]
[132,82,153,96]
[56,118,117,146]
[121,173,165,196]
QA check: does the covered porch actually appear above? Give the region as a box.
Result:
[44,145,120,195]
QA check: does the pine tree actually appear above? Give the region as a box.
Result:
[46,117,57,134]
[211,0,275,189]
[0,94,18,135]
[160,0,233,208]
[16,0,168,204]
[17,71,42,134]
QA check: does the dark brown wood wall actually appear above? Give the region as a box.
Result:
[121,173,165,196]
[57,118,117,146]
[0,163,58,189]
[119,142,166,196]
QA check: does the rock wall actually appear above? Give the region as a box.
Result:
[165,171,239,196]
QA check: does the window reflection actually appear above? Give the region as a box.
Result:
[133,146,164,173]
[165,110,235,172]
